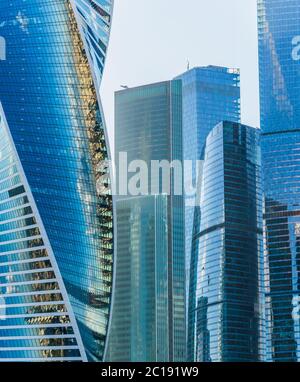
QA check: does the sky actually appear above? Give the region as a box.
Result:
[101,0,259,153]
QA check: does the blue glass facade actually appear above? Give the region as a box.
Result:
[106,195,169,361]
[107,81,186,361]
[0,104,85,361]
[258,0,300,361]
[0,0,114,361]
[176,66,241,361]
[194,122,263,362]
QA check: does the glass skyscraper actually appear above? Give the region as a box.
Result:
[0,0,114,361]
[258,0,300,361]
[106,195,169,361]
[106,81,186,362]
[176,66,241,361]
[193,121,263,362]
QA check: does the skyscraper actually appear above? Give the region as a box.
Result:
[194,121,263,362]
[258,0,300,361]
[107,195,169,361]
[107,81,186,362]
[0,0,114,361]
[176,66,241,361]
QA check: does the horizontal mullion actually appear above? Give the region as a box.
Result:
[0,278,57,287]
[0,300,65,308]
[0,311,69,319]
[0,335,76,340]
[0,288,60,298]
[0,266,52,277]
[0,255,48,268]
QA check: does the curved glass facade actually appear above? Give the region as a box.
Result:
[107,81,186,362]
[176,66,241,361]
[0,0,114,361]
[194,122,263,362]
[0,104,85,361]
[258,0,300,361]
[107,195,169,362]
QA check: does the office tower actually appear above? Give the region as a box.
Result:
[176,66,241,361]
[194,121,263,362]
[107,81,186,361]
[0,1,114,361]
[107,195,169,361]
[258,0,300,361]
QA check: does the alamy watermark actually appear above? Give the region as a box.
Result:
[0,36,6,61]
[97,152,203,206]
[292,35,300,61]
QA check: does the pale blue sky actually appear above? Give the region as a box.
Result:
[101,0,259,150]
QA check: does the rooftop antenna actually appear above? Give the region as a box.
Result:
[187,60,190,71]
